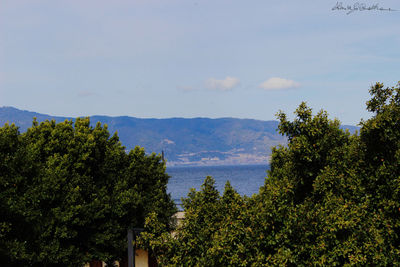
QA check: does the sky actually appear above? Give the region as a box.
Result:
[1,0,399,125]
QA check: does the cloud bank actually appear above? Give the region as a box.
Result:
[205,76,240,91]
[259,77,300,91]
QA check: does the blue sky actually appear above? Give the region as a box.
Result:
[1,0,399,125]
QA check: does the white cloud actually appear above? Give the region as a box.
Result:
[259,77,300,91]
[205,76,240,91]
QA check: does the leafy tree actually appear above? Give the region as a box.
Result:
[250,83,400,264]
[358,82,400,261]
[0,118,176,266]
[141,177,253,266]
[143,81,400,266]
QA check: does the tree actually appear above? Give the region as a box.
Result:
[0,118,176,266]
[249,83,400,264]
[143,81,400,266]
[141,177,253,266]
[358,82,400,261]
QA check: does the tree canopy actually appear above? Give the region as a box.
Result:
[0,118,176,266]
[142,81,400,266]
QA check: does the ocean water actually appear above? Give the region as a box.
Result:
[166,164,269,205]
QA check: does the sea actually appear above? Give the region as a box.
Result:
[166,164,270,207]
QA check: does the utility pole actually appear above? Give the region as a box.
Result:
[127,229,134,267]
[127,228,144,267]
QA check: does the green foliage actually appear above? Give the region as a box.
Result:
[359,82,400,261]
[140,177,250,266]
[144,81,400,266]
[0,118,176,266]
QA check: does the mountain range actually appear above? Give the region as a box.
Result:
[0,106,358,166]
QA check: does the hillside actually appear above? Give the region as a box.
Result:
[0,106,358,166]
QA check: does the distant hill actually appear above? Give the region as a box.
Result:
[0,106,358,166]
